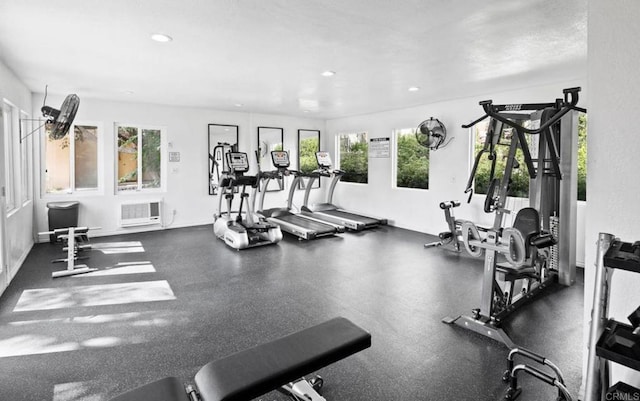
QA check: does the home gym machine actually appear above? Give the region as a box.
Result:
[213,152,282,250]
[256,150,345,240]
[443,87,583,348]
[425,113,541,251]
[301,151,387,231]
[109,317,371,401]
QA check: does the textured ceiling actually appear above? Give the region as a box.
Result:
[0,0,587,119]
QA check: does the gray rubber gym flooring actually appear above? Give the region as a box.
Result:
[0,225,583,400]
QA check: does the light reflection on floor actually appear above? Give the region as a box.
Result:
[8,311,171,326]
[76,261,156,277]
[13,280,176,312]
[0,311,181,358]
[53,381,102,401]
[91,241,145,254]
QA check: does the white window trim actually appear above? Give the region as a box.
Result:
[19,110,32,204]
[3,100,17,213]
[115,123,167,195]
[41,121,104,197]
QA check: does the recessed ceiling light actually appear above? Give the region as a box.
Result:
[408,86,420,92]
[302,110,310,113]
[321,70,336,77]
[234,103,244,107]
[151,33,173,42]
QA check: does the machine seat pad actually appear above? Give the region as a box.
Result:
[530,233,556,248]
[109,376,189,401]
[194,317,371,401]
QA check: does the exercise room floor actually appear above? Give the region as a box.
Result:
[0,225,584,401]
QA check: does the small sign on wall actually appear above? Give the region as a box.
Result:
[169,152,181,162]
[369,137,390,158]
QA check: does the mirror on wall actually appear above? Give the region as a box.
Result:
[298,129,321,190]
[257,126,284,191]
[208,124,238,195]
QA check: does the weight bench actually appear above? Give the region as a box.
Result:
[37,226,101,278]
[109,317,371,401]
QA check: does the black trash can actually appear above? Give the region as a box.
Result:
[47,201,79,242]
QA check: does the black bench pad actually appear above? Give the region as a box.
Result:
[194,317,371,401]
[110,376,189,401]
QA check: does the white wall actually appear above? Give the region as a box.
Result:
[0,59,34,297]
[325,81,587,265]
[584,0,640,389]
[31,95,326,237]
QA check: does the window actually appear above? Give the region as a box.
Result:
[472,113,587,201]
[577,113,587,201]
[394,128,429,189]
[117,124,164,192]
[20,111,32,203]
[472,118,532,198]
[45,123,100,194]
[337,132,368,183]
[3,101,17,211]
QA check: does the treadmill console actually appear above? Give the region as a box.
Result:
[316,151,333,168]
[226,152,250,173]
[271,151,290,168]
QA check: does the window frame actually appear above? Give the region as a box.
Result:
[2,100,17,212]
[115,122,167,194]
[19,110,32,204]
[393,127,430,191]
[42,121,104,196]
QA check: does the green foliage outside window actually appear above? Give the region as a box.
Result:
[299,137,319,174]
[577,113,587,201]
[473,113,587,201]
[339,133,368,183]
[473,126,531,198]
[141,129,162,189]
[396,129,429,189]
[117,126,162,190]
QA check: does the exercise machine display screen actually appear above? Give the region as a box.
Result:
[316,151,333,168]
[226,152,249,172]
[271,151,290,168]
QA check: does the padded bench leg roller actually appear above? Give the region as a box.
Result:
[109,317,371,401]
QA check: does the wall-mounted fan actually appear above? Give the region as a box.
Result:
[415,117,449,150]
[20,89,80,143]
[42,93,80,140]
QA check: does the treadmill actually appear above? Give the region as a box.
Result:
[256,151,345,240]
[301,151,387,231]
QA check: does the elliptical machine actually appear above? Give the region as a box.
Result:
[213,152,282,250]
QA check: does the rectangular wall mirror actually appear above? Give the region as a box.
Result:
[257,126,284,191]
[298,129,321,190]
[208,124,238,195]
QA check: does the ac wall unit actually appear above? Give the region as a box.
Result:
[119,200,162,227]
